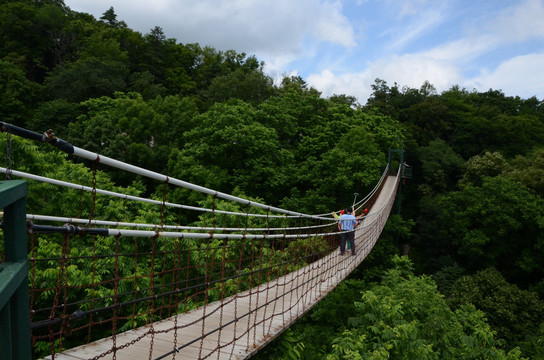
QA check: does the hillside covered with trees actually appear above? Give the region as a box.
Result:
[1,1,543,359]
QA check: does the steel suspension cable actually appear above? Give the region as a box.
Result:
[0,167,336,222]
[314,164,389,218]
[0,122,324,219]
[21,213,336,233]
[22,222,345,239]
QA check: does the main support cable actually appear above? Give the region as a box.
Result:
[0,122,322,219]
[21,213,335,233]
[0,167,335,221]
[19,221,347,239]
[354,165,388,212]
[1,122,388,221]
[323,165,389,219]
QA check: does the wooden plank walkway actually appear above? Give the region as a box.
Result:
[45,175,399,360]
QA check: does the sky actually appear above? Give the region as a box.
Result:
[64,0,544,104]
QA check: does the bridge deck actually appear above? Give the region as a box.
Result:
[46,175,399,360]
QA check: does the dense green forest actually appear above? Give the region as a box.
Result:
[1,0,543,359]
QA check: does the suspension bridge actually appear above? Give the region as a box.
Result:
[0,122,405,360]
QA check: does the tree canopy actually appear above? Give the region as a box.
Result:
[0,0,543,358]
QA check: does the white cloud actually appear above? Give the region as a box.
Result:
[368,54,463,91]
[466,52,544,98]
[307,53,464,102]
[384,0,431,19]
[310,51,544,103]
[313,1,357,48]
[396,0,434,19]
[385,8,446,51]
[419,35,500,64]
[65,0,544,101]
[307,69,372,102]
[263,55,302,85]
[66,0,355,58]
[492,0,544,43]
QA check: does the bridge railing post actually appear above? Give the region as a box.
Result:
[0,180,31,360]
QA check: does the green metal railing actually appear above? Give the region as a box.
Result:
[0,180,31,360]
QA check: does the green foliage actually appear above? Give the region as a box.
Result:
[253,279,369,360]
[0,59,38,126]
[1,1,544,357]
[258,329,306,360]
[27,99,82,133]
[326,256,525,360]
[66,92,174,181]
[355,214,412,282]
[432,262,465,297]
[505,147,544,197]
[127,71,166,100]
[0,1,54,81]
[202,65,274,106]
[100,6,127,28]
[1,0,394,214]
[436,177,544,284]
[166,99,293,201]
[460,151,509,187]
[456,112,544,158]
[448,267,544,356]
[44,57,128,102]
[417,138,464,196]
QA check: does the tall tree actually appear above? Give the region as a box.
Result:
[449,267,544,357]
[0,59,38,126]
[326,256,523,360]
[429,176,544,285]
[100,6,127,28]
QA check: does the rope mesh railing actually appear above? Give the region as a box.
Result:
[0,123,400,359]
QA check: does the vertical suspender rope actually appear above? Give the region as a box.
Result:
[29,231,37,349]
[88,232,98,343]
[216,201,227,356]
[261,209,273,339]
[147,233,159,360]
[242,203,251,350]
[171,236,181,355]
[158,180,168,320]
[112,234,121,360]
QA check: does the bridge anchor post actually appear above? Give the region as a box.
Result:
[0,180,31,360]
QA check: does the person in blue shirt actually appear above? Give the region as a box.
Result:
[339,207,357,256]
